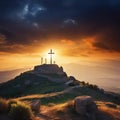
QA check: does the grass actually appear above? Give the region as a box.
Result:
[0,98,8,114]
[41,93,77,105]
[1,71,119,105]
[17,85,119,107]
[97,101,120,120]
[0,98,34,120]
[9,101,33,120]
[23,83,66,95]
[0,72,67,98]
[39,100,120,120]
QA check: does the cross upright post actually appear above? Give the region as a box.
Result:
[48,49,55,64]
[41,57,43,65]
[45,58,47,64]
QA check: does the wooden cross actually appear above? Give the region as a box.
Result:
[48,49,55,64]
[41,57,43,64]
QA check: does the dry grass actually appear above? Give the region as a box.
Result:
[1,97,119,120]
[35,101,120,120]
[97,101,120,120]
[0,98,8,114]
[0,98,35,120]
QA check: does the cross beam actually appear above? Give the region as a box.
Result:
[48,49,55,64]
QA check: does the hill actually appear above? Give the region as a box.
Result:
[0,64,120,120]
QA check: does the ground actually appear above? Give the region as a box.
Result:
[33,101,120,120]
[0,71,120,120]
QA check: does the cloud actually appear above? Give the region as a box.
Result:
[64,19,76,25]
[17,2,46,20]
[0,33,6,44]
[0,0,120,55]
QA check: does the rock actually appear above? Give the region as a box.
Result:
[31,100,41,113]
[69,76,76,81]
[74,96,98,120]
[34,64,64,74]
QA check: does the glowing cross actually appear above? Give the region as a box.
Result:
[48,49,55,64]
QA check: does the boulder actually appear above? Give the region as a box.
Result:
[74,96,98,120]
[31,100,41,113]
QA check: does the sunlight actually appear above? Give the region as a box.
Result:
[41,49,59,64]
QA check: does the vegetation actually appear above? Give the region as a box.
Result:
[0,72,67,98]
[0,71,119,106]
[0,98,8,114]
[41,101,120,120]
[9,101,33,120]
[0,65,120,120]
[0,98,34,120]
[0,69,120,120]
[43,72,67,78]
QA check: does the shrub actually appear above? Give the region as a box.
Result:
[0,98,8,114]
[9,101,33,120]
[8,99,18,112]
[93,85,98,90]
[81,81,86,86]
[88,84,99,90]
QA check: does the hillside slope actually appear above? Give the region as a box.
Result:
[0,65,120,120]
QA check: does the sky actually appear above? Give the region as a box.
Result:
[0,0,120,70]
[0,0,120,93]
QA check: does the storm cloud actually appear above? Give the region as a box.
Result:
[0,0,120,53]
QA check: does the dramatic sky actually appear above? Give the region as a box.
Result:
[0,0,120,70]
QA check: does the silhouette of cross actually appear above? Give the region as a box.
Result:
[48,49,55,64]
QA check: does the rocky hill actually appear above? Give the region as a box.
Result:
[0,64,120,120]
[0,64,77,98]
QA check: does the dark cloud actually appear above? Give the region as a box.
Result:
[0,0,120,53]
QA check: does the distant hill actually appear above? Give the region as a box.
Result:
[0,68,29,83]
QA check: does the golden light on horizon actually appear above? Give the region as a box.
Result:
[0,39,120,71]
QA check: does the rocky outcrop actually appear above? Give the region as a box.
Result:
[34,64,66,75]
[31,64,69,83]
[74,96,98,120]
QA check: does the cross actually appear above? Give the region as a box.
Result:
[48,49,55,64]
[41,57,43,65]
